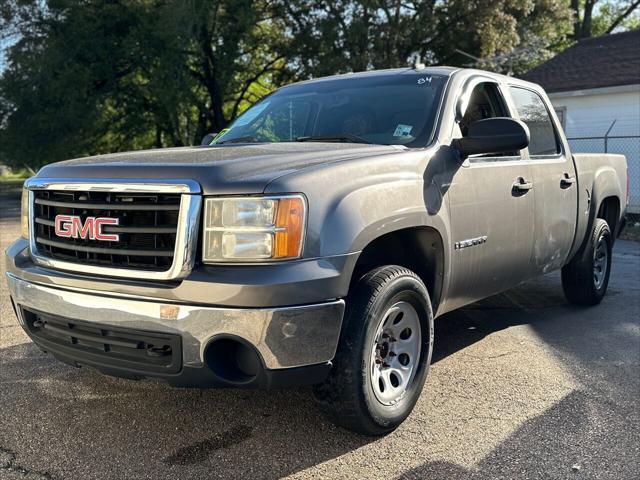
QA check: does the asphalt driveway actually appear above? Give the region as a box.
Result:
[1,201,639,480]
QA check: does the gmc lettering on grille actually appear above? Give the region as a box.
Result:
[54,215,120,242]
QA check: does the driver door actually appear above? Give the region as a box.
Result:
[445,80,535,311]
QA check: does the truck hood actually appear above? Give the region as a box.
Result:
[37,143,405,194]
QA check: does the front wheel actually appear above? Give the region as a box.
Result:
[562,218,612,305]
[312,265,434,435]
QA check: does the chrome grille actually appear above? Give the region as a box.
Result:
[33,190,180,271]
[26,179,202,280]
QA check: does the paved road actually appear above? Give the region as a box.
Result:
[1,205,639,480]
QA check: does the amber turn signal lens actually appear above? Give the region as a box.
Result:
[273,197,305,258]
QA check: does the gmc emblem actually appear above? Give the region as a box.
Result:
[54,215,120,242]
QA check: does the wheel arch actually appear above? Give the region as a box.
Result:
[591,166,624,236]
[349,226,447,314]
[597,196,621,236]
[571,166,624,261]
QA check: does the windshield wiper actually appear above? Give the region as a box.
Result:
[217,135,262,144]
[295,134,373,144]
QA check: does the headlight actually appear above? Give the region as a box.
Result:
[20,187,29,240]
[202,195,306,262]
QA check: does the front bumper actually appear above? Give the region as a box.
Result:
[6,272,345,388]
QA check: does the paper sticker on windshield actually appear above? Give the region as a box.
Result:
[233,101,270,126]
[393,124,413,137]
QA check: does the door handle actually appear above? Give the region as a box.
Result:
[512,177,533,192]
[561,173,576,188]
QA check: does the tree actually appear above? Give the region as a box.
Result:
[3,0,636,171]
[570,0,640,40]
[277,1,573,77]
[0,0,291,169]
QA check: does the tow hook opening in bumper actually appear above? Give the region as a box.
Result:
[204,336,262,385]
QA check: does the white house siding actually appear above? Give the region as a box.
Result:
[549,85,640,214]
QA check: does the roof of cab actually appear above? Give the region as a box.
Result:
[288,66,461,86]
[285,66,544,92]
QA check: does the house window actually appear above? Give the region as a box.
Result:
[554,106,566,130]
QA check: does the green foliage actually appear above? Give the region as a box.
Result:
[0,0,291,169]
[589,0,640,35]
[0,0,637,170]
[277,1,574,76]
[570,0,640,40]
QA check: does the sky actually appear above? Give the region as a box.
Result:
[0,37,15,75]
[0,31,20,75]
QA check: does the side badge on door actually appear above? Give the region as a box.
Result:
[454,235,488,250]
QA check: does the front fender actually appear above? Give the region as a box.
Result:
[264,150,454,308]
[264,150,451,258]
[319,177,451,256]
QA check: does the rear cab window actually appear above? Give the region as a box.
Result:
[509,87,561,157]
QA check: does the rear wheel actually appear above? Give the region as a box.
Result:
[313,265,433,435]
[562,218,612,305]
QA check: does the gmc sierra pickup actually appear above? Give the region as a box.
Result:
[5,67,628,435]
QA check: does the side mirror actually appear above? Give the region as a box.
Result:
[201,133,218,145]
[453,117,529,159]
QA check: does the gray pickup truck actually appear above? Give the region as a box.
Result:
[6,67,628,435]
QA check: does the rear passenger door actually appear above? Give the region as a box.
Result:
[508,86,578,274]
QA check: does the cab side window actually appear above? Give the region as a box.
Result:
[459,83,508,137]
[459,82,515,158]
[509,87,560,157]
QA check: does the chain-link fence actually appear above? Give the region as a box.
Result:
[567,134,640,215]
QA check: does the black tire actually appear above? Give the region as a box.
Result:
[562,218,612,306]
[312,265,434,435]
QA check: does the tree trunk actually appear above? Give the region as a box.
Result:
[571,0,581,39]
[571,0,597,40]
[580,0,596,39]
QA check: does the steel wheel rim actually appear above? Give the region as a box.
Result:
[593,233,609,289]
[370,301,422,406]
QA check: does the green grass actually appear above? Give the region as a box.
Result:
[0,179,24,201]
[0,168,30,183]
[0,169,29,201]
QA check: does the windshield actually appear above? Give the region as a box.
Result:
[213,72,448,148]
